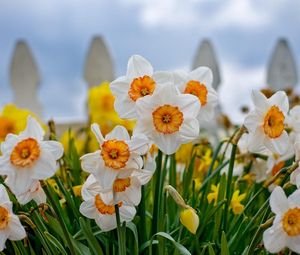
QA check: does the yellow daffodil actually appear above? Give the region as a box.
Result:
[180,206,199,234]
[72,185,82,197]
[230,190,246,215]
[0,104,43,141]
[207,184,219,205]
[88,82,135,136]
[176,143,193,164]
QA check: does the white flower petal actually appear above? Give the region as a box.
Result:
[180,119,199,141]
[126,55,153,79]
[189,66,213,86]
[31,149,57,179]
[251,90,269,114]
[287,188,300,208]
[5,171,33,195]
[173,70,188,92]
[79,200,98,219]
[105,126,130,141]
[95,214,116,232]
[270,186,289,214]
[81,174,103,201]
[40,141,64,160]
[1,134,19,154]
[152,132,181,155]
[269,91,289,114]
[7,215,26,241]
[120,205,136,222]
[263,224,286,253]
[114,96,136,119]
[127,134,149,155]
[94,168,118,191]
[110,76,130,97]
[20,116,44,141]
[152,71,173,84]
[0,231,9,251]
[115,178,141,205]
[0,185,11,204]
[287,236,300,253]
[264,131,289,155]
[91,124,105,145]
[244,112,262,133]
[80,151,101,174]
[177,93,200,119]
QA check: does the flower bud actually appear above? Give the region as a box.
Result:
[180,206,199,234]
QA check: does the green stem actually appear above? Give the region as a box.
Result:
[139,185,147,244]
[115,204,126,255]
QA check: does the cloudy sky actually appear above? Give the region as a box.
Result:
[1,0,300,123]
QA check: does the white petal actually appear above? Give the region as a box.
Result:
[287,236,300,253]
[270,186,289,214]
[115,178,141,205]
[80,151,101,174]
[20,116,44,141]
[189,66,213,86]
[0,231,9,251]
[1,134,19,154]
[180,119,199,142]
[94,168,118,191]
[263,224,286,253]
[79,200,98,219]
[117,168,135,179]
[244,112,261,133]
[287,188,300,208]
[7,215,26,241]
[110,76,130,98]
[264,131,289,155]
[120,205,136,222]
[0,155,12,175]
[91,124,105,145]
[251,90,269,114]
[152,71,173,84]
[105,126,130,141]
[114,96,137,119]
[269,91,289,114]
[0,185,10,204]
[177,93,201,119]
[197,104,215,122]
[126,55,153,78]
[81,174,103,201]
[247,130,266,154]
[31,149,57,179]
[5,171,33,195]
[95,214,116,232]
[40,141,64,160]
[290,167,300,186]
[152,132,181,155]
[173,70,188,92]
[127,134,149,155]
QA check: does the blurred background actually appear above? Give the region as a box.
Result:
[1,0,300,124]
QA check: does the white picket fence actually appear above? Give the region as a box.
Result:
[6,36,299,135]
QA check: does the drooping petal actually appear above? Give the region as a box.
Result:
[270,186,289,214]
[126,55,153,79]
[263,225,286,253]
[7,215,26,241]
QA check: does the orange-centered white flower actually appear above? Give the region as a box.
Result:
[110,55,170,119]
[244,90,289,155]
[0,185,26,251]
[80,124,149,191]
[79,176,136,232]
[134,82,200,155]
[0,116,64,195]
[174,67,218,122]
[263,186,300,253]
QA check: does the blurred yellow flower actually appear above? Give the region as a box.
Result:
[230,190,246,215]
[60,130,84,154]
[88,82,135,136]
[207,184,219,205]
[180,206,199,234]
[47,179,61,196]
[0,104,42,141]
[176,143,193,164]
[193,178,202,191]
[72,185,82,197]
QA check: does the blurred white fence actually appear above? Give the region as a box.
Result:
[6,36,299,135]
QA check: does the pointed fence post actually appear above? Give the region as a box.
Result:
[267,38,298,90]
[192,39,221,90]
[83,36,114,87]
[9,40,43,117]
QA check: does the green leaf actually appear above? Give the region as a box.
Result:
[208,244,216,255]
[126,222,139,255]
[44,232,68,255]
[221,232,229,255]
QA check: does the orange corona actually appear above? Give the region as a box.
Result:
[263,106,285,138]
[10,138,40,167]
[113,178,131,192]
[128,75,156,101]
[152,104,184,134]
[101,140,130,169]
[95,194,122,215]
[282,208,300,236]
[0,206,9,229]
[184,80,208,106]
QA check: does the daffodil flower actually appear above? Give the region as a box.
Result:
[14,181,46,205]
[80,124,149,191]
[133,82,200,155]
[0,185,26,251]
[110,55,170,119]
[244,90,289,155]
[263,186,300,253]
[207,184,219,205]
[230,190,246,215]
[79,176,136,232]
[0,116,63,194]
[174,66,218,122]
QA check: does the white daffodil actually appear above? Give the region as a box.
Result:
[110,55,171,119]
[12,181,46,205]
[0,116,64,194]
[79,177,136,232]
[251,158,268,183]
[133,82,200,155]
[244,90,289,155]
[174,67,218,122]
[286,105,300,143]
[80,124,149,191]
[263,186,300,253]
[0,184,26,251]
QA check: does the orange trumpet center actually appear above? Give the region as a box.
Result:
[95,194,122,215]
[113,178,131,192]
[101,140,130,169]
[152,104,184,134]
[282,208,300,236]
[184,80,208,106]
[263,106,285,138]
[128,75,156,101]
[10,138,40,167]
[0,206,10,230]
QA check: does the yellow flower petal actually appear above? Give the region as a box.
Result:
[180,207,199,234]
